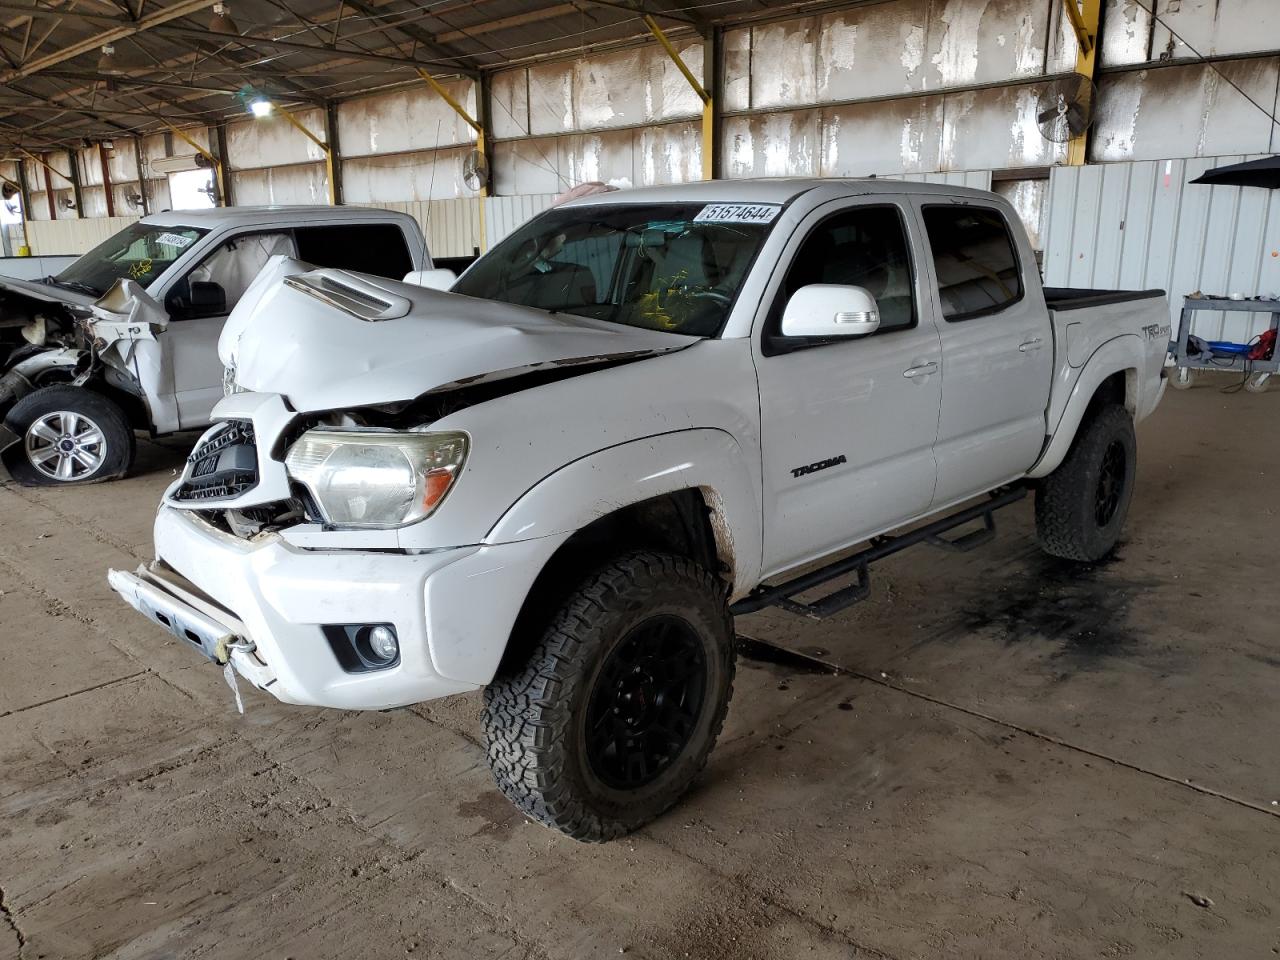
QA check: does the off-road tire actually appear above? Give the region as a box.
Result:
[482,551,735,842]
[1035,402,1136,562]
[2,385,134,485]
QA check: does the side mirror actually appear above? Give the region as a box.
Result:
[402,268,457,291]
[781,284,881,338]
[189,280,227,316]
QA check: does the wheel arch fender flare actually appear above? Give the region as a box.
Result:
[1028,334,1143,480]
[484,428,763,597]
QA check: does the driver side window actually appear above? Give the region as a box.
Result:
[779,205,917,335]
[167,232,294,320]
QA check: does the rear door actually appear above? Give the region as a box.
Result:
[912,200,1052,508]
[754,197,944,577]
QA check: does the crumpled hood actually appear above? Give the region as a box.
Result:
[0,274,96,309]
[220,256,698,413]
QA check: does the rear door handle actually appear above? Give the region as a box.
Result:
[903,361,939,379]
[1018,337,1044,353]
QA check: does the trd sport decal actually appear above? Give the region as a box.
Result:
[791,454,847,479]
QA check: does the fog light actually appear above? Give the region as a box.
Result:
[368,625,398,662]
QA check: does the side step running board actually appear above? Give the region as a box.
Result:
[730,486,1028,621]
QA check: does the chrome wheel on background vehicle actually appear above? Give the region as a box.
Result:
[24,410,108,481]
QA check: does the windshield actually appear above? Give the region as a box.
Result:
[53,222,208,297]
[452,202,779,336]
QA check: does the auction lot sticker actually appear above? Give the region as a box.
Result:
[693,203,782,224]
[155,232,196,249]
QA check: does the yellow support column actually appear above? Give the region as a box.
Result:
[417,68,489,249]
[643,15,714,181]
[1062,0,1101,166]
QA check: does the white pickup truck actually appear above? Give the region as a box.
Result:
[0,206,428,484]
[109,179,1169,841]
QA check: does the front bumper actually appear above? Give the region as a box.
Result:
[110,505,567,710]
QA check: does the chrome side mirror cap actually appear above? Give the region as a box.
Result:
[781,284,881,338]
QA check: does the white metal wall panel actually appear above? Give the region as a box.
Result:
[24,215,140,255]
[485,194,556,247]
[354,199,482,259]
[338,82,479,157]
[228,109,327,170]
[230,163,329,206]
[1043,157,1280,343]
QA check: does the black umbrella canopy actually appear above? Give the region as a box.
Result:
[1190,156,1280,189]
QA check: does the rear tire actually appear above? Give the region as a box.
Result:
[482,551,735,842]
[1035,403,1136,562]
[2,385,134,486]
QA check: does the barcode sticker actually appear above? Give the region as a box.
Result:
[693,203,782,225]
[155,232,195,248]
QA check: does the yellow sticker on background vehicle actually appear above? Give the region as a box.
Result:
[128,258,153,280]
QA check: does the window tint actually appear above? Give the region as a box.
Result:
[167,231,293,319]
[780,205,916,334]
[921,206,1023,320]
[294,223,414,280]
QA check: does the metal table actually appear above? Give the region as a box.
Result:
[1169,296,1279,392]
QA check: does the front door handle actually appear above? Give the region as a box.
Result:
[1018,337,1044,353]
[903,361,939,379]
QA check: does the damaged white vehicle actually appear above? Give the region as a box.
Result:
[0,207,428,484]
[110,179,1169,841]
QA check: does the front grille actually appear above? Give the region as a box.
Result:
[173,420,259,502]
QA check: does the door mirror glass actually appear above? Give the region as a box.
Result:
[188,280,226,316]
[402,268,457,291]
[781,284,881,338]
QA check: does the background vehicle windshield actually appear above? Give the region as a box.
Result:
[54,222,208,297]
[452,202,776,337]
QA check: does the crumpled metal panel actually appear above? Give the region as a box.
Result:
[521,43,703,136]
[1093,58,1280,162]
[227,109,327,170]
[337,83,478,158]
[341,148,470,203]
[1043,156,1280,341]
[230,163,329,205]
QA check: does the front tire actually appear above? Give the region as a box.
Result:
[1035,403,1136,562]
[2,385,134,485]
[482,551,735,842]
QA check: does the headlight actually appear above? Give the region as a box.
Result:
[284,429,468,528]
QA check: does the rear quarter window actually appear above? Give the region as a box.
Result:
[294,223,414,280]
[921,206,1023,321]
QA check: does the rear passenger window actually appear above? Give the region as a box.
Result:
[921,206,1023,321]
[294,224,414,280]
[780,205,917,334]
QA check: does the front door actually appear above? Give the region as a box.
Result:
[754,199,943,578]
[163,231,294,428]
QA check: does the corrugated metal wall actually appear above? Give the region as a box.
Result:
[1043,156,1280,342]
[24,215,141,255]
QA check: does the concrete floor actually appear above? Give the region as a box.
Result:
[1,382,1277,960]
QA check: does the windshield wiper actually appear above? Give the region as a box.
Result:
[48,278,101,297]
